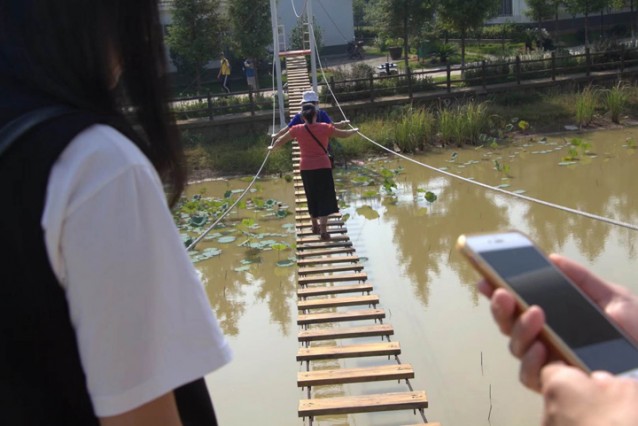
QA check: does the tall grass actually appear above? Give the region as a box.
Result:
[438,101,489,146]
[575,85,598,128]
[605,82,627,124]
[394,108,436,152]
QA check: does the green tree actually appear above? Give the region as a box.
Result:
[377,0,436,69]
[165,0,222,94]
[526,0,555,28]
[565,0,610,46]
[437,0,500,68]
[228,0,272,88]
[353,0,367,31]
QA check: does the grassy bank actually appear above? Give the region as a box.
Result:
[183,80,638,179]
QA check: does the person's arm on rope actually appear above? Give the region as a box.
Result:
[271,126,289,140]
[334,120,351,129]
[270,130,293,150]
[333,127,358,138]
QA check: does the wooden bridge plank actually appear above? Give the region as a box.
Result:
[298,264,364,276]
[296,220,345,229]
[297,308,386,325]
[297,228,347,238]
[296,241,354,251]
[297,255,359,266]
[297,323,393,342]
[298,294,379,310]
[297,363,414,387]
[297,283,372,298]
[296,247,355,258]
[298,272,368,285]
[296,341,400,361]
[298,391,427,417]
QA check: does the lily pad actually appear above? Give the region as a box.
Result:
[234,266,251,272]
[558,161,577,166]
[276,260,295,268]
[217,236,236,244]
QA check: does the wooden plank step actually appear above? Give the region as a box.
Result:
[297,341,400,361]
[298,391,427,417]
[297,235,349,244]
[298,323,394,342]
[296,221,345,229]
[296,214,342,222]
[298,294,378,310]
[297,283,372,298]
[297,363,413,387]
[298,272,368,286]
[296,241,353,251]
[297,255,359,266]
[298,263,364,275]
[402,423,441,426]
[297,228,347,238]
[295,247,355,258]
[298,308,385,325]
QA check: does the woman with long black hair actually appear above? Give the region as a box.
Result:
[271,104,358,240]
[0,1,231,424]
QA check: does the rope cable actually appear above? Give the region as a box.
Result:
[291,0,308,19]
[187,53,281,251]
[306,23,638,233]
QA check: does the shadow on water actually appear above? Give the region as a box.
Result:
[185,128,638,426]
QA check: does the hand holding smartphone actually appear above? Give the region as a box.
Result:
[457,230,638,379]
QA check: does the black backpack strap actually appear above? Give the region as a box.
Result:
[0,106,75,158]
[304,124,328,154]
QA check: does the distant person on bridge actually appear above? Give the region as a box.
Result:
[269,104,358,240]
[271,90,350,139]
[218,52,231,93]
[243,59,256,91]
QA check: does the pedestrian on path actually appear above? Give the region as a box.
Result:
[243,59,256,91]
[269,104,358,240]
[218,52,231,93]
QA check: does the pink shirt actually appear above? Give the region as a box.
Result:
[289,123,335,170]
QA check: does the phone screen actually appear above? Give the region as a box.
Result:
[480,245,638,374]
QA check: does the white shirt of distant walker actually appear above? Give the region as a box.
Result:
[42,124,232,417]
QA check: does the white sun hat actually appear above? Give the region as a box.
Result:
[299,90,319,104]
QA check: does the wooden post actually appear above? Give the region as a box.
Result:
[585,47,591,77]
[551,51,556,81]
[330,76,336,106]
[369,75,375,102]
[207,91,213,121]
[515,56,521,85]
[446,63,451,93]
[621,44,626,74]
[249,89,255,116]
[407,67,413,99]
[481,60,487,89]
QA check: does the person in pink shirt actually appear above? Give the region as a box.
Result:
[270,104,358,240]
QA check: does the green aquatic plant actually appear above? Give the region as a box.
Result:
[605,82,627,124]
[575,85,598,128]
[563,137,592,161]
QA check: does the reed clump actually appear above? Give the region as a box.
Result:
[605,82,627,124]
[575,85,599,128]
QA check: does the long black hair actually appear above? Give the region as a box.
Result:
[301,104,317,123]
[0,0,185,206]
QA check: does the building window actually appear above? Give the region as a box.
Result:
[499,0,513,16]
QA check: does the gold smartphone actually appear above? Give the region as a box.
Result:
[457,230,638,377]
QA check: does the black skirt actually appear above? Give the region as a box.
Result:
[300,168,339,218]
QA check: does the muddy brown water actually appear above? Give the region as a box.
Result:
[188,128,638,425]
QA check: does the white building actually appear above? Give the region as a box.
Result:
[489,0,532,24]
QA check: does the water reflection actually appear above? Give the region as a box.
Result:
[196,129,638,426]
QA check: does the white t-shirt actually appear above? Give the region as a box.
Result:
[41,124,232,417]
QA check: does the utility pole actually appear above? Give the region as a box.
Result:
[269,0,286,126]
[306,0,318,92]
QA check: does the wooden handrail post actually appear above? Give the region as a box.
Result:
[551,51,556,81]
[515,56,521,85]
[207,91,213,121]
[249,89,255,116]
[446,64,451,93]
[369,75,375,102]
[330,76,336,106]
[621,44,625,74]
[481,60,487,89]
[407,67,413,100]
[585,47,591,77]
